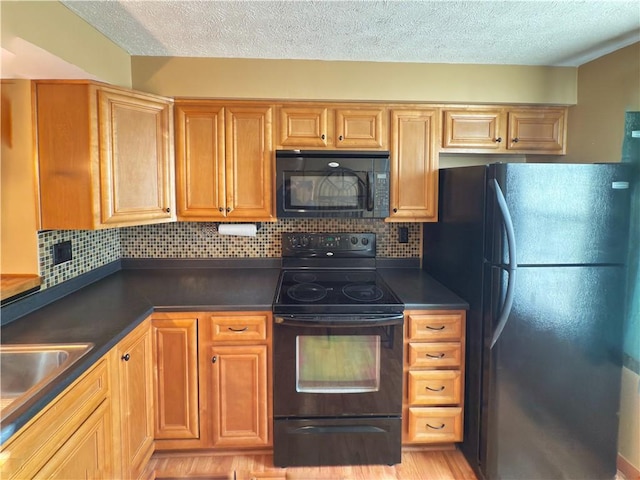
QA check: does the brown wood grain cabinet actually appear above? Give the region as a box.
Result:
[403,310,466,445]
[277,103,387,149]
[0,357,114,479]
[388,108,439,222]
[201,312,272,449]
[441,106,567,154]
[174,101,275,221]
[111,319,155,479]
[35,80,175,230]
[151,314,200,449]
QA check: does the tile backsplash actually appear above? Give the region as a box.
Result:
[38,219,421,290]
[121,219,421,258]
[38,229,121,289]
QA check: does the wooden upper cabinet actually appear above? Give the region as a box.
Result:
[276,104,387,149]
[507,108,566,153]
[175,104,225,220]
[36,80,176,229]
[442,108,503,151]
[388,108,438,222]
[278,106,329,147]
[175,101,275,221]
[441,106,567,154]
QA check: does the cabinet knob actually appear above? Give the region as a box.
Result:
[226,207,232,213]
[338,135,344,141]
[393,208,398,213]
[512,138,519,143]
[165,207,171,213]
[121,353,130,362]
[321,134,326,140]
[495,137,503,143]
[211,355,217,363]
[219,207,224,212]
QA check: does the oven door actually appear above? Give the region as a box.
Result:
[273,315,404,417]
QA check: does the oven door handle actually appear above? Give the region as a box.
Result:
[274,314,404,328]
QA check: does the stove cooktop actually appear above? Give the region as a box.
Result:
[273,268,404,315]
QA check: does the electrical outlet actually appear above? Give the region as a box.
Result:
[53,241,72,265]
[398,227,409,244]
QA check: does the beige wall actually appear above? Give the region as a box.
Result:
[132,56,576,104]
[1,1,131,87]
[565,42,640,163]
[1,79,39,275]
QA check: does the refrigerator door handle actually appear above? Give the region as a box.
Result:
[490,179,518,349]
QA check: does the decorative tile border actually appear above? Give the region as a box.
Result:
[120,219,421,259]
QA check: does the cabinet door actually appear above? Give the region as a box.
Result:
[225,105,274,220]
[442,109,503,150]
[175,105,226,220]
[116,321,154,479]
[507,108,566,153]
[389,109,438,221]
[152,317,200,440]
[98,88,175,225]
[278,106,329,147]
[207,345,270,448]
[35,401,113,479]
[335,108,386,148]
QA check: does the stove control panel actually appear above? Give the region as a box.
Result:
[282,233,376,257]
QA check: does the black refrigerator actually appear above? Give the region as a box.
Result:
[423,163,632,480]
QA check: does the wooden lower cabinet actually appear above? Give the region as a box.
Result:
[206,344,269,447]
[0,357,113,479]
[35,400,114,479]
[152,311,273,452]
[201,311,272,449]
[151,314,201,450]
[112,319,155,479]
[403,310,466,445]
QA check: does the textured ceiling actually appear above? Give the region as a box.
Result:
[61,0,640,67]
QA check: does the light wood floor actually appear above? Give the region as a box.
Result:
[147,448,478,480]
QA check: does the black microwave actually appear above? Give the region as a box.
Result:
[275,150,390,218]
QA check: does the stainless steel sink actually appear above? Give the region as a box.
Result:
[0,343,94,421]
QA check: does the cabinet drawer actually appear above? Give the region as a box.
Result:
[408,370,462,405]
[407,407,462,443]
[408,342,462,368]
[408,312,463,341]
[209,314,268,342]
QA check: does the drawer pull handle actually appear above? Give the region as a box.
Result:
[426,385,445,392]
[228,326,249,332]
[426,352,445,359]
[426,325,446,330]
[427,423,446,430]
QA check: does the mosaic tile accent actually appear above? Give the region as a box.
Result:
[38,229,121,290]
[35,220,420,291]
[121,219,421,259]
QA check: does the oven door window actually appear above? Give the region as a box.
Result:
[284,171,368,211]
[296,335,380,393]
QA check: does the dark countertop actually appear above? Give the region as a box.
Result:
[0,262,467,444]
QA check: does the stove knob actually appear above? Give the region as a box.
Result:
[361,237,369,245]
[350,236,358,245]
